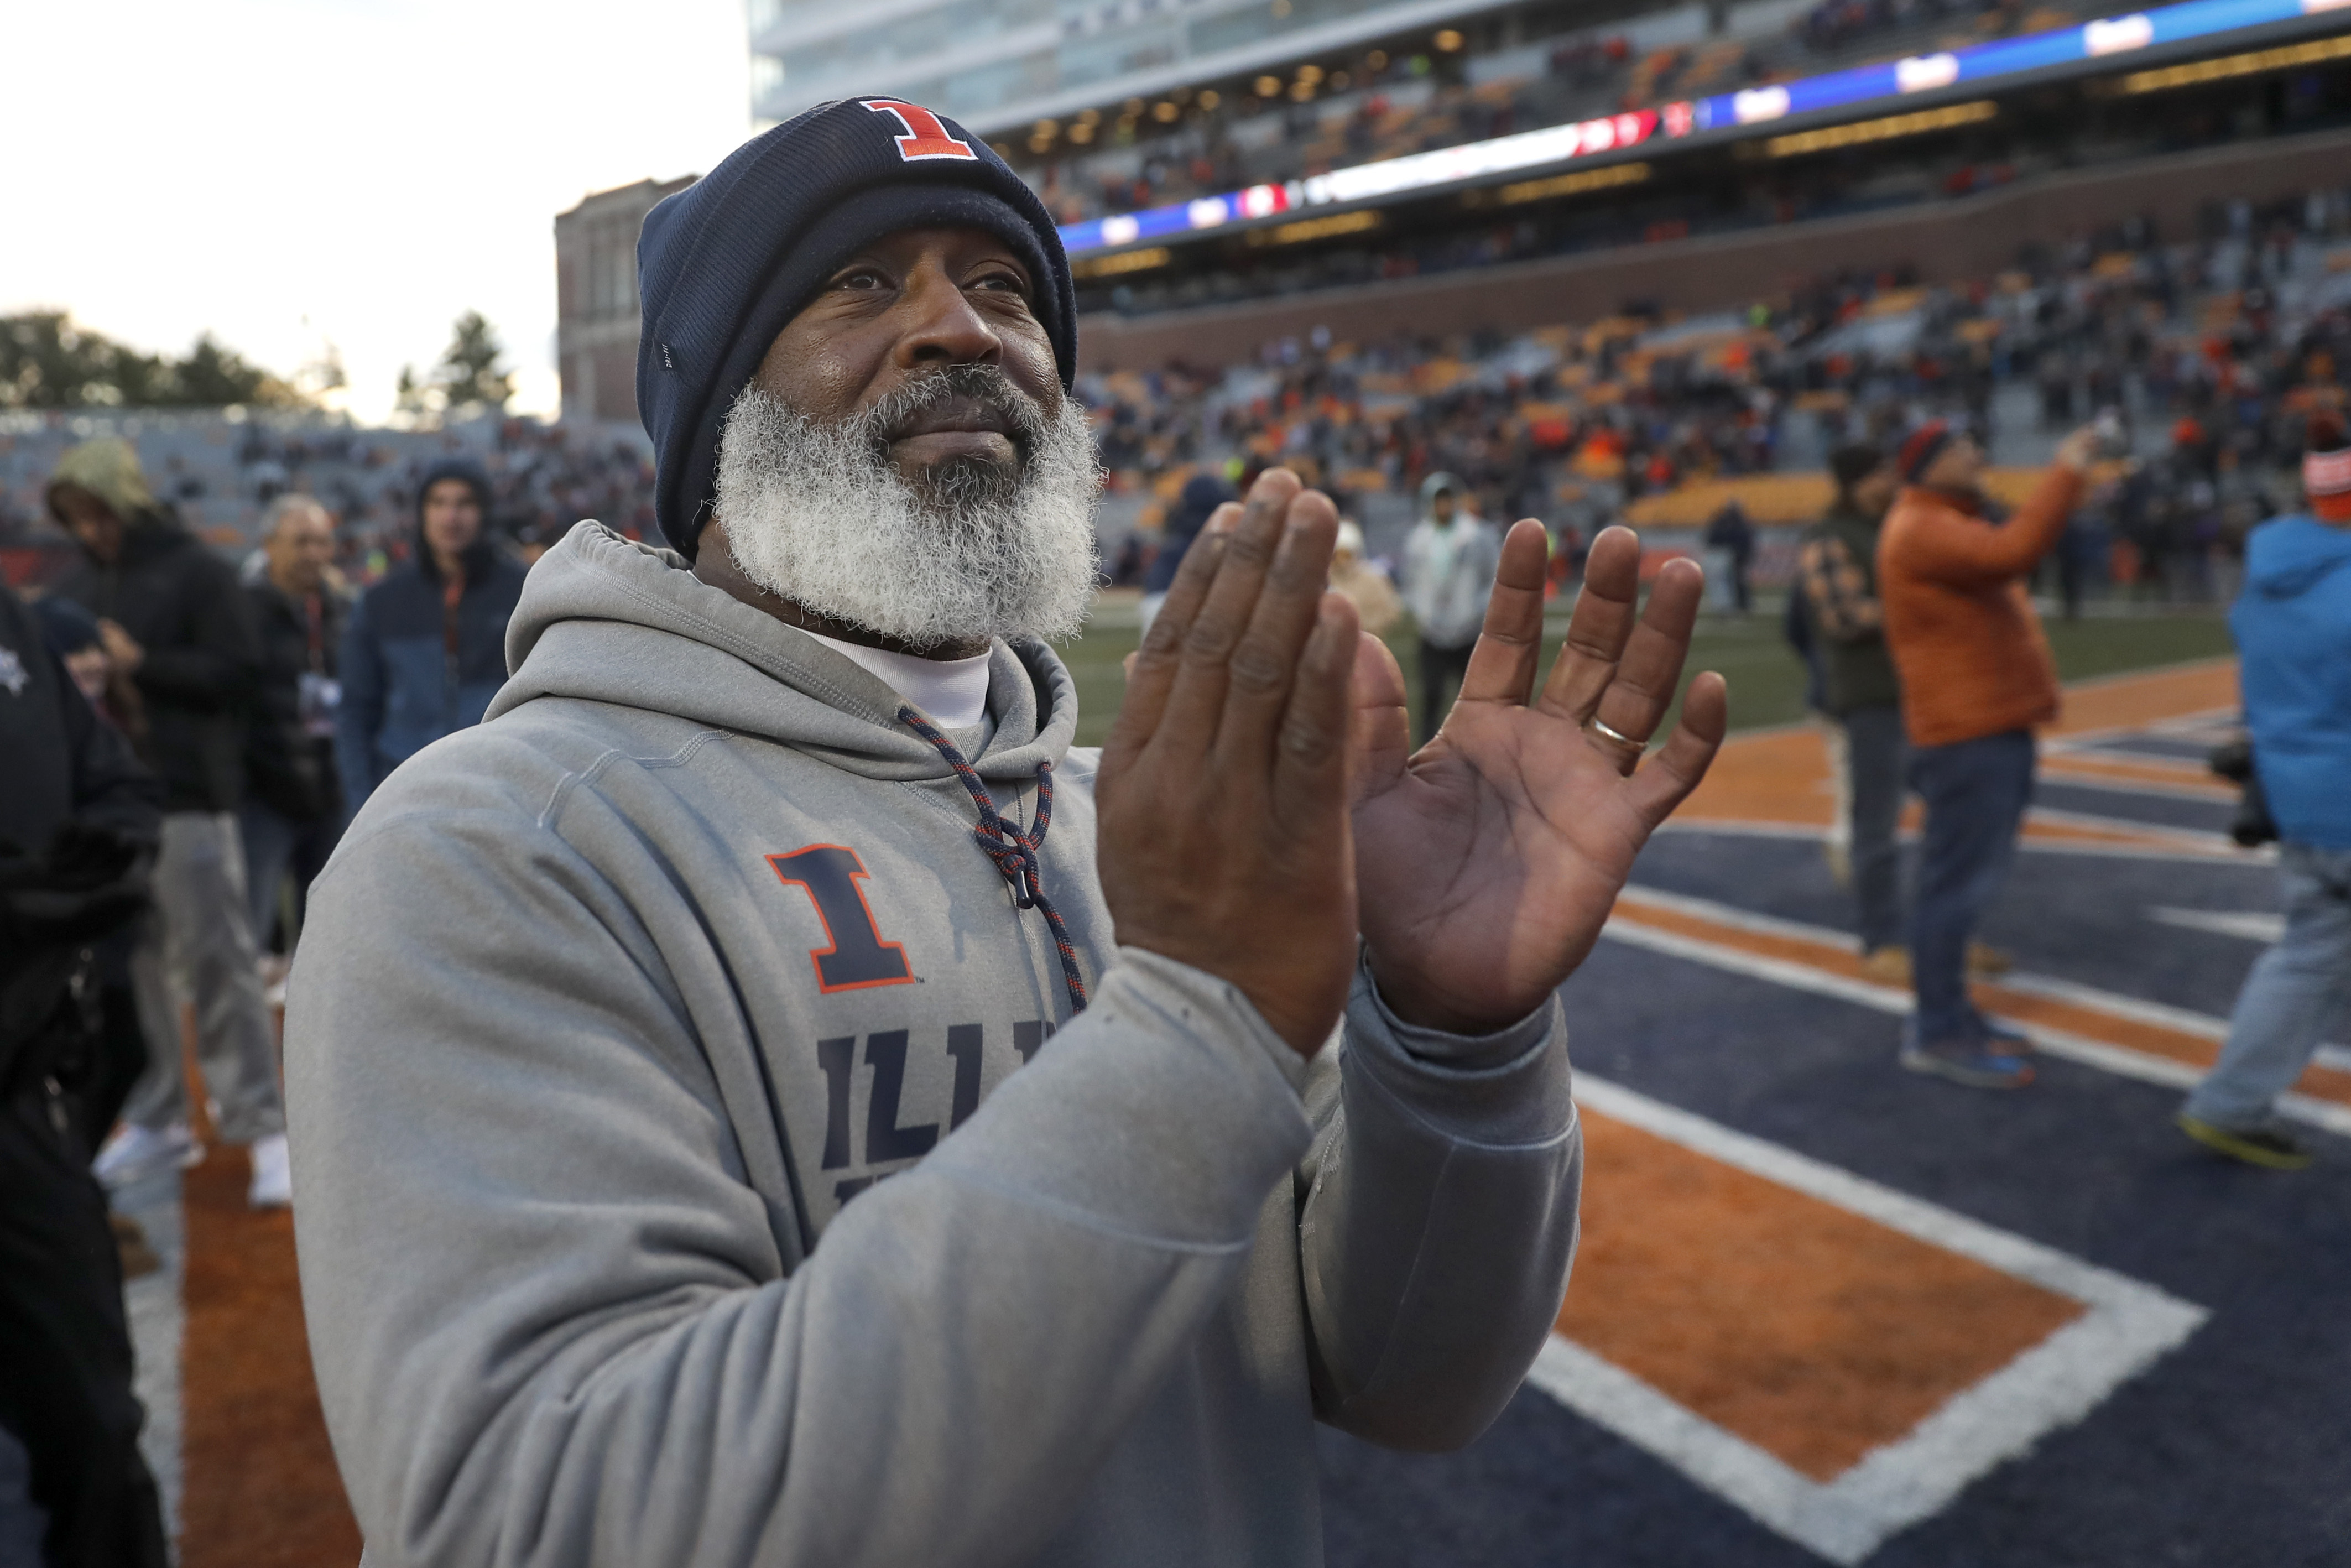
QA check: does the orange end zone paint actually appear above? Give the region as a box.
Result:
[1560,1113,2084,1482]
[1677,663,2243,831]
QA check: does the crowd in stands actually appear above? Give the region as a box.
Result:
[0,413,655,588]
[1018,0,2099,225]
[8,185,2350,622]
[1085,186,2351,605]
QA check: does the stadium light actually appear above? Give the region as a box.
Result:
[2119,29,2351,90]
[1072,246,1173,278]
[1245,210,1384,247]
[1462,160,1653,208]
[1435,30,1464,52]
[1764,100,1998,157]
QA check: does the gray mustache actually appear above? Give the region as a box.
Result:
[859,366,1050,453]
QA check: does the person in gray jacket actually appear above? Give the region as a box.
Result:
[284,99,1728,1568]
[1398,472,1502,745]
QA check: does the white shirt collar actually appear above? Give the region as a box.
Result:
[801,629,993,730]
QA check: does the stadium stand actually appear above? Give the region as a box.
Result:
[0,413,655,589]
[1081,181,2351,603]
[1009,0,2110,226]
[11,173,2346,620]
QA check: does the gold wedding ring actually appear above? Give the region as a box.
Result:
[1584,716,1645,771]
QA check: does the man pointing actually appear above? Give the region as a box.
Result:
[286,98,1726,1566]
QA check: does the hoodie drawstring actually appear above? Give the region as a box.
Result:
[898,707,1088,1017]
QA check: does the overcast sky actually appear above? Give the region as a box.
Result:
[2,0,751,423]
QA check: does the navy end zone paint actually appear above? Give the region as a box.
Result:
[769,844,916,993]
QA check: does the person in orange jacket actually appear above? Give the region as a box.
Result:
[1878,419,2099,1088]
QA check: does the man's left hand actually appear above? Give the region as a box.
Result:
[1352,522,1727,1035]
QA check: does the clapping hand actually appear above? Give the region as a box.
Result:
[1098,471,1362,1054]
[1351,522,1727,1033]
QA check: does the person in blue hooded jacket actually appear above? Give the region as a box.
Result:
[335,459,528,814]
[2177,419,2351,1169]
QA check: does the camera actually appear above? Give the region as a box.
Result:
[2209,738,2279,848]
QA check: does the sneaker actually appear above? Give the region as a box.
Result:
[1901,1039,2035,1089]
[93,1121,203,1190]
[2176,1114,2311,1170]
[1978,1015,2035,1054]
[1860,946,1911,984]
[247,1132,293,1209]
[1966,942,2013,978]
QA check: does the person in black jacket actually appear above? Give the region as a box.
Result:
[0,581,171,1568]
[336,457,527,814]
[240,495,349,961]
[44,439,290,1208]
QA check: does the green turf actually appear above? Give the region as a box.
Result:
[1052,601,2237,748]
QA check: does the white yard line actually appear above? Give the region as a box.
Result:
[117,1167,185,1557]
[1657,817,2274,866]
[1598,894,2351,1139]
[2021,805,2242,855]
[1533,1076,2208,1565]
[2035,769,2238,805]
[2148,907,2286,944]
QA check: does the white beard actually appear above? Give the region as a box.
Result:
[711,376,1101,651]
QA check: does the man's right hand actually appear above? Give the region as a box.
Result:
[1097,470,1362,1056]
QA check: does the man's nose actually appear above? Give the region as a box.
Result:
[893,268,1002,370]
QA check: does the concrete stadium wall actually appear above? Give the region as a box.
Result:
[1076,127,2351,373]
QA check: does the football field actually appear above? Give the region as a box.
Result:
[92,628,2350,1568]
[1319,656,2351,1567]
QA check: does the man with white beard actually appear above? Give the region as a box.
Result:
[284,100,1727,1567]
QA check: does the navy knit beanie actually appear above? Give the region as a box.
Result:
[636,97,1077,557]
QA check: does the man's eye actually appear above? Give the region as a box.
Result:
[835,268,888,291]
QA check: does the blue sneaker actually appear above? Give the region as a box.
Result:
[1901,1038,2035,1089]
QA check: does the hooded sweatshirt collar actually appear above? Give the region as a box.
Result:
[2247,512,2351,599]
[490,520,1078,783]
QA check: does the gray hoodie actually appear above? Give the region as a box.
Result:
[284,519,1581,1567]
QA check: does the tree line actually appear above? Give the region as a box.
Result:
[0,310,514,420]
